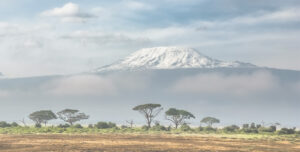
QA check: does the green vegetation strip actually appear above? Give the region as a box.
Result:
[0,126,299,140]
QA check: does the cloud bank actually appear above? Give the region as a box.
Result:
[45,75,117,96]
[42,74,150,97]
[171,71,279,96]
[0,70,299,101]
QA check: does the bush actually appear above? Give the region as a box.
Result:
[242,124,249,129]
[0,121,11,128]
[277,128,296,135]
[180,124,192,132]
[242,128,258,133]
[73,124,83,128]
[223,125,240,132]
[88,124,94,128]
[57,124,70,128]
[108,122,117,128]
[256,124,262,129]
[95,122,116,129]
[203,126,217,132]
[258,126,276,133]
[166,125,172,131]
[150,122,167,131]
[11,122,19,127]
[35,124,42,128]
[141,125,149,130]
[121,125,128,129]
[197,126,204,131]
[250,123,256,129]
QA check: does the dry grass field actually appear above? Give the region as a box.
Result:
[0,134,299,152]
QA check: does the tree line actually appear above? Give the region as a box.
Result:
[25,103,219,129]
[28,109,89,127]
[132,103,220,129]
[0,103,298,135]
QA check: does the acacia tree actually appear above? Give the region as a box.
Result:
[133,103,163,128]
[200,117,220,127]
[57,109,89,125]
[165,108,195,129]
[29,110,57,126]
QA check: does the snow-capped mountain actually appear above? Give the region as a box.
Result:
[96,47,255,72]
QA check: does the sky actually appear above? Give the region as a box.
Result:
[0,0,300,127]
[0,0,300,77]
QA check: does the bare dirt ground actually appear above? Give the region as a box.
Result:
[0,134,299,152]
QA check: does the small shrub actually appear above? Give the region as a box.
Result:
[0,121,11,128]
[242,124,249,129]
[166,125,172,131]
[95,122,116,129]
[57,124,70,128]
[258,126,276,133]
[11,122,19,127]
[223,125,240,132]
[88,124,94,128]
[150,122,167,131]
[73,124,83,128]
[107,122,117,128]
[35,124,42,128]
[197,126,204,131]
[242,128,258,133]
[250,123,256,129]
[277,128,296,135]
[121,125,128,129]
[270,126,277,132]
[95,122,109,129]
[180,124,192,132]
[204,126,217,132]
[141,125,149,130]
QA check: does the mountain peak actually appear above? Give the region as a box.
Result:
[96,47,256,72]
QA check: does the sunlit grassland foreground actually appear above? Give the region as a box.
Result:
[0,127,299,152]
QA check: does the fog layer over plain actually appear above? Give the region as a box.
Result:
[0,68,299,127]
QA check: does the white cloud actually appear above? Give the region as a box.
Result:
[0,22,23,37]
[41,3,94,23]
[171,71,279,96]
[43,74,149,96]
[41,3,80,17]
[45,75,117,96]
[22,39,43,48]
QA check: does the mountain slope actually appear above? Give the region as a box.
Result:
[96,47,255,72]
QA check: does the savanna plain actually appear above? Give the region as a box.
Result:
[0,133,299,152]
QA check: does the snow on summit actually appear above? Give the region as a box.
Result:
[96,47,255,72]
